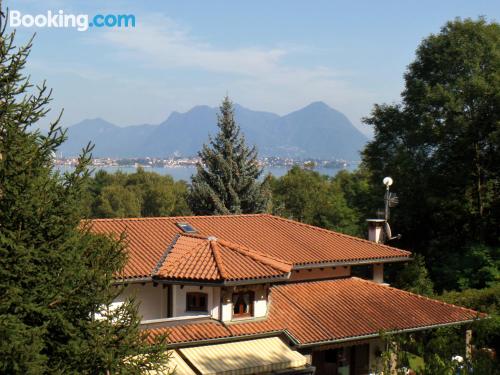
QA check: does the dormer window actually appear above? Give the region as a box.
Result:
[186,292,207,312]
[232,291,254,318]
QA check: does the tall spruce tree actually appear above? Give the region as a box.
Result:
[189,97,267,214]
[0,11,168,374]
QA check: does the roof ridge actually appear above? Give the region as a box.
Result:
[180,233,292,273]
[84,213,268,223]
[158,237,217,278]
[210,241,227,279]
[216,238,292,270]
[264,214,411,255]
[151,234,180,276]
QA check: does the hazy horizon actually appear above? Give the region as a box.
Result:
[10,0,499,137]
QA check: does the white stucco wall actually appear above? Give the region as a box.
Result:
[212,287,221,319]
[221,292,233,322]
[171,285,219,319]
[113,283,267,323]
[112,283,168,321]
[221,285,268,321]
[254,288,267,318]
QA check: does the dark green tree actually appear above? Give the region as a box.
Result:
[270,166,360,235]
[86,168,191,218]
[392,254,435,296]
[362,18,500,290]
[331,167,380,234]
[189,96,267,214]
[0,15,168,374]
[93,184,142,218]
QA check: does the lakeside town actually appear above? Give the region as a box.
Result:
[54,155,353,170]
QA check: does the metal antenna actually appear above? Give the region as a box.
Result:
[382,177,401,242]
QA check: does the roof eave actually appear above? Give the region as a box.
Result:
[223,272,291,286]
[152,317,479,349]
[294,318,479,348]
[151,272,292,286]
[113,276,152,284]
[293,256,411,270]
[165,330,286,349]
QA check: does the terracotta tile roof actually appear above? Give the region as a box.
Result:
[155,321,232,344]
[149,278,480,347]
[88,214,411,279]
[154,234,292,282]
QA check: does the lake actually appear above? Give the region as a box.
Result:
[55,165,356,181]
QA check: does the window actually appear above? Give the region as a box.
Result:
[186,292,207,312]
[232,291,254,317]
[176,222,197,233]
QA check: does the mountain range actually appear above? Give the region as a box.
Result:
[59,102,368,160]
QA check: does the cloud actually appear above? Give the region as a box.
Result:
[96,14,289,77]
[78,13,376,132]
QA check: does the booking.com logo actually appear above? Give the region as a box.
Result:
[9,10,135,32]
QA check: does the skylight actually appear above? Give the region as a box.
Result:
[176,222,197,233]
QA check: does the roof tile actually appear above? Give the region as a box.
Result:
[149,278,480,346]
[88,214,411,279]
[155,234,292,282]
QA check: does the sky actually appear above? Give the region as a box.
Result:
[8,0,500,135]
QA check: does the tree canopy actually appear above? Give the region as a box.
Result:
[0,17,168,374]
[269,166,361,236]
[85,168,191,218]
[362,18,500,290]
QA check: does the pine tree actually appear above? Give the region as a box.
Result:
[0,11,168,374]
[189,97,268,214]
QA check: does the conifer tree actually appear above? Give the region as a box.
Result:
[0,10,168,374]
[189,97,268,214]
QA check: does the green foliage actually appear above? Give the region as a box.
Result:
[0,18,168,374]
[94,185,142,218]
[457,244,500,290]
[86,168,191,218]
[440,283,500,314]
[392,254,435,296]
[362,18,500,291]
[189,97,268,214]
[375,332,428,374]
[423,327,467,374]
[440,283,500,359]
[270,166,361,235]
[376,328,496,375]
[331,167,380,233]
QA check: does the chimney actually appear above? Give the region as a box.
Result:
[366,219,385,243]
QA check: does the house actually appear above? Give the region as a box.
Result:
[89,214,480,375]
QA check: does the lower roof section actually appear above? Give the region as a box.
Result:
[148,278,481,347]
[179,337,308,375]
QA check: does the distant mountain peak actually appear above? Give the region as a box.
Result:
[186,105,214,113]
[61,103,368,160]
[308,100,330,107]
[78,117,113,124]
